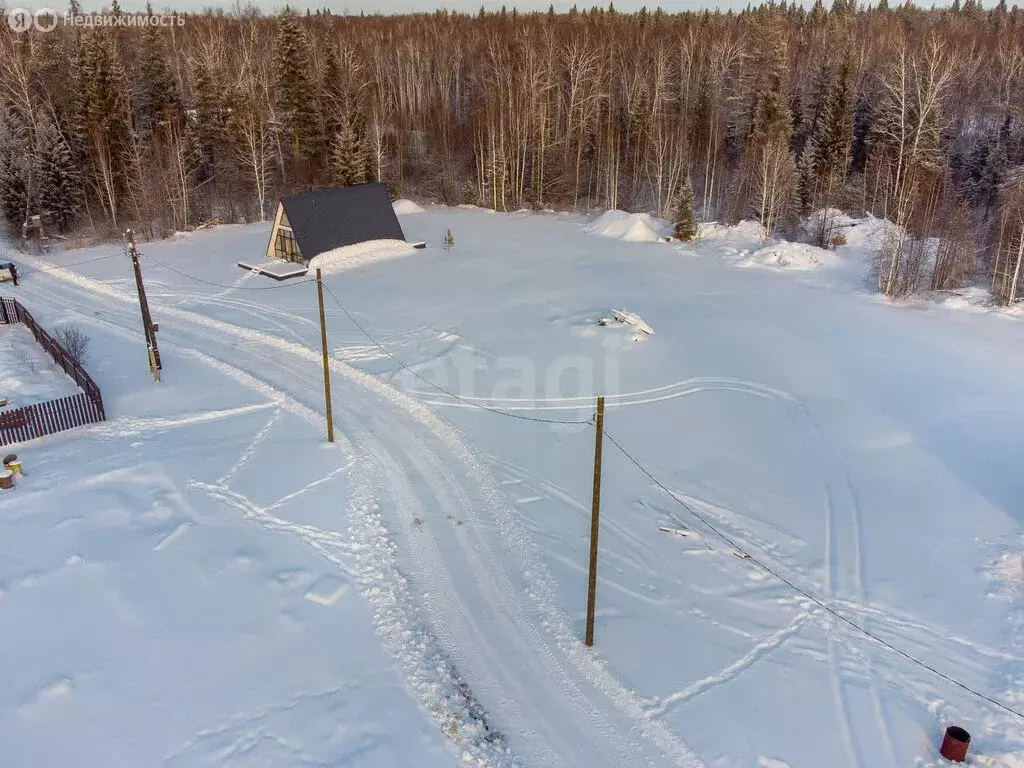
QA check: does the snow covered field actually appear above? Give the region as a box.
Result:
[1,205,1022,767]
[0,324,81,407]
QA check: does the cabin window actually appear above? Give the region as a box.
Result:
[274,226,301,262]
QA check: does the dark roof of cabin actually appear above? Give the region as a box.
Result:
[278,183,405,261]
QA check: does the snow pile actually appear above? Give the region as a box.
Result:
[742,241,838,270]
[587,210,669,242]
[393,199,425,215]
[697,219,765,243]
[0,324,81,407]
[308,239,418,275]
[933,286,996,313]
[801,208,860,241]
[1001,552,1024,590]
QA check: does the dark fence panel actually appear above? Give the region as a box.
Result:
[0,297,106,446]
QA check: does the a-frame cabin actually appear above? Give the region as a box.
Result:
[265,182,406,264]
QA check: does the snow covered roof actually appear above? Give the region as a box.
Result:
[276,183,406,263]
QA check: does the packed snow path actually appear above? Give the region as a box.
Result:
[13,253,701,767]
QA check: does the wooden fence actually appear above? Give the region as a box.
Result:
[0,297,106,447]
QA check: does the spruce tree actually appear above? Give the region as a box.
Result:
[321,56,348,142]
[328,117,367,187]
[33,118,83,232]
[0,111,29,228]
[813,57,853,188]
[673,177,698,242]
[139,1,180,132]
[77,28,133,228]
[193,62,227,182]
[274,12,321,159]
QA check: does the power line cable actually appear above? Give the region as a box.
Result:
[140,252,316,291]
[321,283,592,425]
[22,236,1021,720]
[600,426,1024,722]
[19,251,122,275]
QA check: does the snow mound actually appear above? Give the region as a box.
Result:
[801,208,859,239]
[308,239,418,275]
[999,552,1024,589]
[743,242,837,270]
[698,219,765,243]
[392,199,425,215]
[587,210,668,242]
[934,286,995,313]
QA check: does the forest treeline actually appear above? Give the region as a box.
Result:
[0,1,1022,303]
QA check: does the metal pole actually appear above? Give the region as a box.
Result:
[316,268,335,443]
[585,395,605,647]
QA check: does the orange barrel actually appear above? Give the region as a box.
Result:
[940,726,970,762]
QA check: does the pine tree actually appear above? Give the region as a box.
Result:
[443,228,455,250]
[274,12,321,159]
[672,177,698,241]
[33,118,83,232]
[328,117,367,187]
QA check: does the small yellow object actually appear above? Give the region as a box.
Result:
[4,459,22,474]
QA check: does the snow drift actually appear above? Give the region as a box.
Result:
[587,210,669,242]
[0,324,81,407]
[742,242,838,270]
[308,239,418,275]
[393,199,426,215]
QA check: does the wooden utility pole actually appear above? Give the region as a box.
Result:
[125,229,161,382]
[315,268,335,443]
[585,395,605,647]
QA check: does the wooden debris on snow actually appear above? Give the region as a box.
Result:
[237,260,309,281]
[598,309,654,340]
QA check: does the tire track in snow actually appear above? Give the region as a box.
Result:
[16,280,521,765]
[218,408,283,484]
[799,409,895,768]
[647,609,816,718]
[19,256,704,767]
[412,377,795,413]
